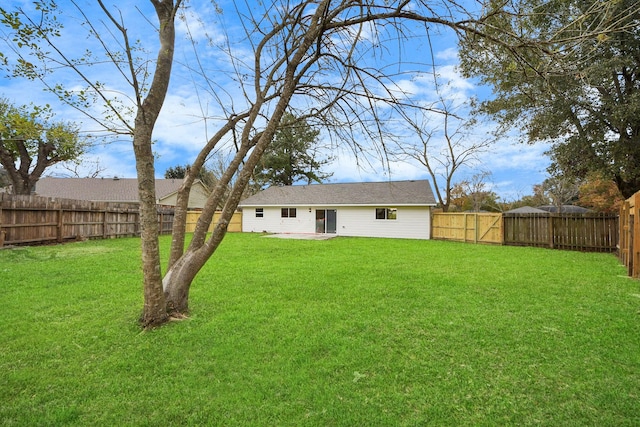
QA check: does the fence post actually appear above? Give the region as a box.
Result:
[103,208,108,239]
[0,201,4,247]
[57,205,63,243]
[474,214,479,244]
[630,192,640,278]
[628,207,635,278]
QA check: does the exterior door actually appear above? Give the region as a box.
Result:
[326,209,337,233]
[315,209,337,233]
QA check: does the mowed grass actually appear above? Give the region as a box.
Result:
[1,233,639,426]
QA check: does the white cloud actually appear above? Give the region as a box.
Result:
[480,140,550,172]
[436,47,459,61]
[323,145,428,184]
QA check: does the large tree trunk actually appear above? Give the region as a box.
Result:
[162,107,295,313]
[615,175,640,200]
[134,127,167,328]
[163,195,239,314]
[163,143,256,313]
[0,140,51,195]
[135,0,180,328]
[163,227,225,313]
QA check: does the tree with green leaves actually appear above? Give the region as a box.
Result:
[0,99,86,194]
[459,0,640,198]
[253,113,333,187]
[164,164,215,189]
[164,164,188,180]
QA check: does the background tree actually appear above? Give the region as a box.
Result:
[0,165,9,188]
[209,152,262,202]
[506,184,550,210]
[396,71,495,212]
[164,164,188,180]
[577,174,624,213]
[58,157,106,178]
[541,175,581,212]
[459,0,640,198]
[0,99,86,194]
[449,171,499,212]
[165,164,215,188]
[253,112,333,187]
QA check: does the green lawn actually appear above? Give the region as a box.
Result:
[1,233,639,426]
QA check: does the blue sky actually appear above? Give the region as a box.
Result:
[0,0,551,202]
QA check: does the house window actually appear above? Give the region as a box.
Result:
[375,208,397,220]
[281,208,297,218]
[255,208,264,218]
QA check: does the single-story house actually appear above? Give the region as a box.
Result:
[505,205,592,214]
[34,177,210,209]
[536,205,591,214]
[238,180,437,239]
[505,206,548,214]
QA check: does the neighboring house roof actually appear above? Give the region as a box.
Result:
[239,180,437,207]
[34,177,202,204]
[505,206,548,214]
[537,205,591,213]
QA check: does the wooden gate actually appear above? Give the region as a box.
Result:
[432,213,502,244]
[620,191,640,278]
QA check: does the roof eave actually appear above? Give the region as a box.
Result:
[239,203,437,207]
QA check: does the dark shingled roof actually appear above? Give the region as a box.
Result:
[34,177,183,202]
[239,180,437,207]
[537,205,592,213]
[505,206,548,214]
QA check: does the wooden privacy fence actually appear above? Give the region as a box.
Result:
[619,191,640,278]
[432,212,618,252]
[0,193,174,247]
[185,210,243,233]
[432,212,503,244]
[503,213,618,252]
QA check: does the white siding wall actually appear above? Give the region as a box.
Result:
[242,205,432,239]
[337,206,431,239]
[242,207,316,234]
